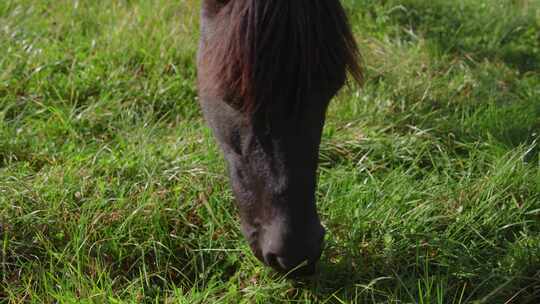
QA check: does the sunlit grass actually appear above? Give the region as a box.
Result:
[1,0,539,302]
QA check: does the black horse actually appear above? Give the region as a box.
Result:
[197,0,362,274]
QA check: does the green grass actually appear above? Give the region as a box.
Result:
[1,0,539,302]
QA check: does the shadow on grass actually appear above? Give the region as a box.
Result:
[297,251,540,303]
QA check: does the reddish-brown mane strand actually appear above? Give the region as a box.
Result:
[199,0,363,117]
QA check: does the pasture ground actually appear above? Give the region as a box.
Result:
[1,0,539,303]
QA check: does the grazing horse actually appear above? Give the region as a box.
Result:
[197,0,362,274]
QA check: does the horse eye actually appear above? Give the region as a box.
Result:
[229,128,242,156]
[212,0,230,10]
[202,0,229,17]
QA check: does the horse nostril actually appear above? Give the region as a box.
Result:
[263,252,280,269]
[263,252,295,271]
[258,223,326,273]
[261,244,322,273]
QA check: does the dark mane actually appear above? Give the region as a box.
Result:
[199,0,363,116]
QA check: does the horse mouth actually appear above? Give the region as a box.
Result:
[249,236,324,276]
[272,256,320,277]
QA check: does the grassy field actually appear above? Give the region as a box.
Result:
[1,0,539,302]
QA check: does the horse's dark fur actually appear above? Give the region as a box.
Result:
[197,0,362,274]
[199,0,362,116]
